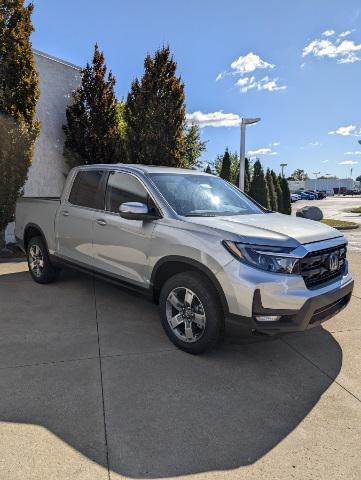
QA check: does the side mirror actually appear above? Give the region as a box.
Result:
[119,202,151,220]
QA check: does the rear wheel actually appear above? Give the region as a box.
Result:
[159,271,224,354]
[27,236,60,284]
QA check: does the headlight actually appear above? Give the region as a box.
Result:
[223,241,300,274]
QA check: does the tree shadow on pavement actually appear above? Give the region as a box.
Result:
[0,268,343,478]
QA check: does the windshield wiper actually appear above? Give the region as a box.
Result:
[184,213,218,217]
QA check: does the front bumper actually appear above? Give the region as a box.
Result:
[218,257,354,334]
[226,279,353,334]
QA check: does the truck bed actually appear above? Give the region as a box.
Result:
[15,197,61,253]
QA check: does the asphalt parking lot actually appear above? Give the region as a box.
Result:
[0,255,360,480]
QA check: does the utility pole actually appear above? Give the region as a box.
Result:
[280,163,287,177]
[239,117,261,191]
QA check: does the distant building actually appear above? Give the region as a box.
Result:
[288,178,360,195]
[5,50,81,243]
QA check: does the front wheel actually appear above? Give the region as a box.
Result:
[159,272,224,354]
[27,236,60,284]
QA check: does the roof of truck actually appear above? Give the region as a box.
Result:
[78,164,209,175]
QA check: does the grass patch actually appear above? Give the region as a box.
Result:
[349,206,361,213]
[321,219,359,230]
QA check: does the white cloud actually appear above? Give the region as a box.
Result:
[215,71,226,82]
[230,52,275,75]
[303,36,361,64]
[345,151,361,155]
[322,30,336,37]
[339,30,353,38]
[321,160,329,163]
[329,125,361,136]
[186,111,241,128]
[247,147,278,156]
[236,75,286,93]
[309,141,320,146]
[338,160,359,165]
[272,142,281,146]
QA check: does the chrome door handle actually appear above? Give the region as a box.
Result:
[96,219,107,226]
[62,211,70,217]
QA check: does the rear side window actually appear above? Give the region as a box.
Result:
[105,172,149,213]
[69,170,103,208]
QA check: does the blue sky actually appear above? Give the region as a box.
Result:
[30,0,361,178]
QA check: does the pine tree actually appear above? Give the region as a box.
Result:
[219,149,231,181]
[249,160,269,208]
[266,168,277,211]
[271,169,282,212]
[0,0,40,249]
[279,174,291,214]
[244,157,251,194]
[204,164,212,174]
[183,124,207,169]
[125,45,186,166]
[63,44,120,168]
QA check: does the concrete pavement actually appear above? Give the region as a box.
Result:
[0,258,360,479]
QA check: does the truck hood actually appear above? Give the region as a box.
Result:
[185,212,343,247]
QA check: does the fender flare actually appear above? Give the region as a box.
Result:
[150,255,229,313]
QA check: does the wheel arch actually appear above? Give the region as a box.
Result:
[150,256,229,314]
[23,223,49,252]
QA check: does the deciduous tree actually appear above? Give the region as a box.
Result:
[0,0,40,249]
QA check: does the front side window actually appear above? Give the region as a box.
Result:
[149,173,263,217]
[68,170,103,208]
[105,172,149,213]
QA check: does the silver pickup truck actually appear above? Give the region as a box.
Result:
[15,164,354,353]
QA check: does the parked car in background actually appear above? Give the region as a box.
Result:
[15,164,353,354]
[304,190,325,200]
[290,193,299,202]
[294,191,316,200]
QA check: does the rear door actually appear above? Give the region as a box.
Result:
[56,169,104,266]
[92,170,158,286]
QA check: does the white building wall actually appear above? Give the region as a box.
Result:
[5,50,81,244]
[288,178,360,194]
[24,50,81,196]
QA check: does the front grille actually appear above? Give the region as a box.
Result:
[300,244,347,289]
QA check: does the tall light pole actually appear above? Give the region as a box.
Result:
[280,163,287,177]
[239,117,261,191]
[312,171,320,190]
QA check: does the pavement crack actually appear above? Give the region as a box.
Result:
[281,337,361,404]
[93,279,111,480]
[0,355,99,371]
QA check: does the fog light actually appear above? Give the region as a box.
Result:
[255,315,281,322]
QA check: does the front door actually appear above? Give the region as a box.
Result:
[92,171,157,287]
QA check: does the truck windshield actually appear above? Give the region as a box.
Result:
[149,173,263,217]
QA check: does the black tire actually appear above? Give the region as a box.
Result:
[27,236,60,284]
[159,271,224,354]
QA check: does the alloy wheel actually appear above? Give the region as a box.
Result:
[29,244,44,278]
[165,287,206,343]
